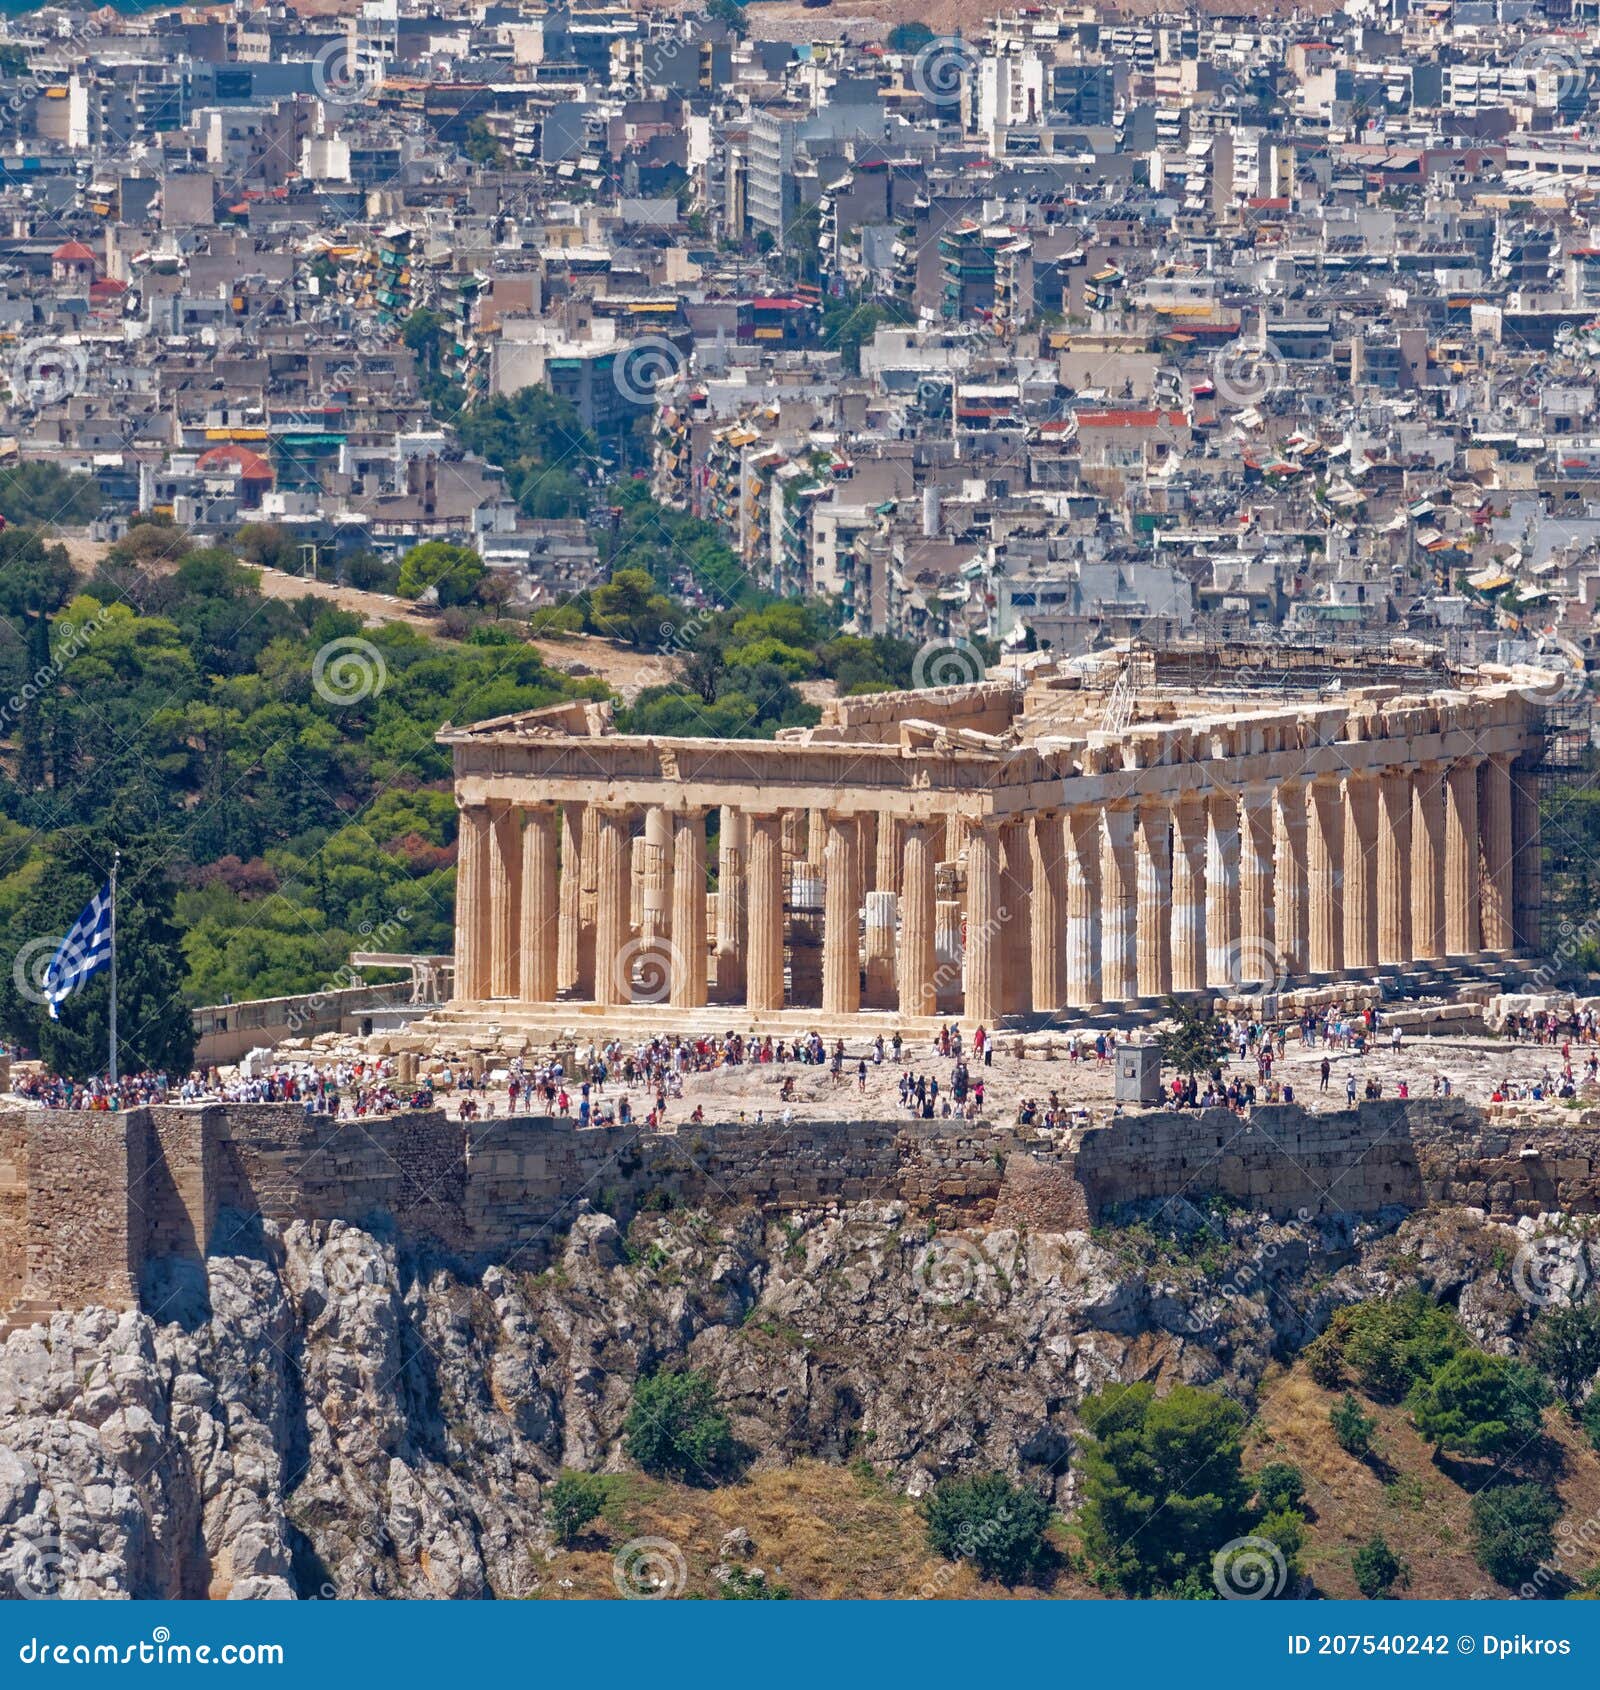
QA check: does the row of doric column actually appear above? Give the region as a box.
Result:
[453,753,1537,1017]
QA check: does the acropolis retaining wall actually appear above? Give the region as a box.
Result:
[4,1099,1600,1320]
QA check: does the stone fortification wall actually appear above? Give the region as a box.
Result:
[5,1098,1600,1320]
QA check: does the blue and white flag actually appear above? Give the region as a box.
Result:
[43,879,113,1020]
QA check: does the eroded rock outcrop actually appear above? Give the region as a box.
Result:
[0,1197,1549,1598]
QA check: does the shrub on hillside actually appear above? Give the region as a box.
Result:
[922,1472,1055,1589]
[1471,1484,1562,1588]
[623,1369,738,1485]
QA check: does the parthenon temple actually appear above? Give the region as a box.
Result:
[435,650,1550,1033]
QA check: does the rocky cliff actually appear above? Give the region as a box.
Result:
[0,1194,1550,1599]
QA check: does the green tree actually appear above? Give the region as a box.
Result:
[1157,998,1231,1082]
[1408,1351,1551,1460]
[888,21,935,51]
[1319,1291,1468,1403]
[1352,1534,1407,1599]
[1330,1392,1377,1459]
[1471,1483,1561,1587]
[396,541,486,607]
[544,1471,606,1546]
[623,1369,738,1485]
[922,1471,1055,1589]
[1253,1462,1305,1516]
[1528,1301,1600,1409]
[1078,1383,1253,1595]
[0,462,102,526]
[588,569,682,649]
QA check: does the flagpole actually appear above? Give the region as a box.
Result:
[108,850,118,1089]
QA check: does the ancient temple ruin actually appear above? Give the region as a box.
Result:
[433,651,1549,1033]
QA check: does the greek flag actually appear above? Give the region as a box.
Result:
[43,879,113,1020]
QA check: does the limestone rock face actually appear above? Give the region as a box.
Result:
[0,1200,1548,1598]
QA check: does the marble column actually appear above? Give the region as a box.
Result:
[716,805,747,1002]
[898,821,939,1014]
[1342,771,1378,972]
[807,808,826,870]
[964,821,1002,1024]
[1274,782,1309,978]
[556,802,584,996]
[865,890,897,1007]
[1031,811,1067,1012]
[640,805,674,963]
[1511,761,1543,952]
[489,803,521,1000]
[454,802,491,999]
[670,808,708,1008]
[1171,793,1207,994]
[1445,757,1481,957]
[855,812,877,906]
[577,804,599,997]
[1136,801,1173,999]
[519,805,559,1002]
[1065,806,1103,1006]
[1205,791,1241,988]
[1000,816,1033,1016]
[746,813,786,1012]
[1478,752,1514,953]
[1412,761,1447,961]
[1307,775,1344,976]
[593,807,632,1007]
[822,814,861,1015]
[875,813,902,896]
[1102,804,1138,1003]
[1238,784,1275,984]
[1377,768,1413,968]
